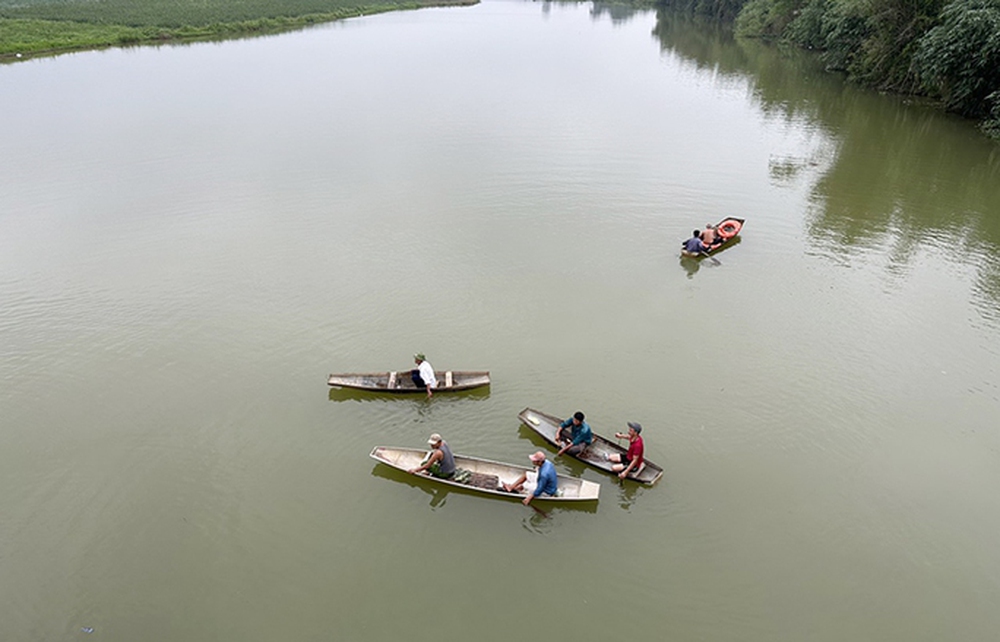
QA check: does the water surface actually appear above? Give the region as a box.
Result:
[2,2,999,641]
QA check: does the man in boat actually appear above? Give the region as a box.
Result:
[501,451,558,506]
[556,411,593,457]
[608,422,644,480]
[700,223,722,247]
[682,230,710,256]
[410,353,438,398]
[408,433,456,479]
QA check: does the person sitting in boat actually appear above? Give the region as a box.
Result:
[682,230,710,256]
[608,422,644,480]
[408,433,456,479]
[410,353,438,398]
[700,223,722,247]
[556,411,593,457]
[501,451,558,506]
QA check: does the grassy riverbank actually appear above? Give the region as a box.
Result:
[659,0,1000,139]
[0,0,477,58]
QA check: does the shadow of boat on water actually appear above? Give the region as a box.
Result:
[329,385,491,403]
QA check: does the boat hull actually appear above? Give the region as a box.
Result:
[370,446,600,501]
[328,370,490,393]
[680,217,745,258]
[518,408,664,485]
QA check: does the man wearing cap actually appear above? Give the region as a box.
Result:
[408,433,456,479]
[608,422,645,480]
[410,353,438,398]
[501,451,558,506]
[556,411,592,457]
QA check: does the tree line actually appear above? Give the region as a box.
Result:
[659,0,1000,138]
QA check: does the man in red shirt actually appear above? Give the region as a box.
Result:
[608,422,644,479]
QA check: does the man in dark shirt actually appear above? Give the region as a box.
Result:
[557,411,593,457]
[408,433,456,479]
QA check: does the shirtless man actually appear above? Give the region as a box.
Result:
[700,223,719,246]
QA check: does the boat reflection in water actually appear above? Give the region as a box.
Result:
[328,385,491,403]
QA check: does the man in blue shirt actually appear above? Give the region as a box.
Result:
[501,451,558,506]
[557,411,593,457]
[682,229,710,256]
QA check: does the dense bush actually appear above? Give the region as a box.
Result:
[912,0,1000,119]
[679,0,999,136]
[783,0,829,50]
[734,0,800,39]
[812,0,870,71]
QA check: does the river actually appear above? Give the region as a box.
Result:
[2,2,999,640]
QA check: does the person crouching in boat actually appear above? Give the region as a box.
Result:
[682,230,710,256]
[502,451,558,506]
[409,433,456,479]
[410,353,438,398]
[556,410,593,457]
[608,422,644,480]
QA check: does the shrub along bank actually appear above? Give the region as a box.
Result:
[0,0,476,57]
[661,0,1000,138]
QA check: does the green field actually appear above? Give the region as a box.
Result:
[0,0,477,56]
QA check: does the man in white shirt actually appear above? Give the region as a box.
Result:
[410,353,438,398]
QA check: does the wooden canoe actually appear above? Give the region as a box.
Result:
[680,217,745,258]
[370,446,600,502]
[518,407,664,485]
[327,370,490,392]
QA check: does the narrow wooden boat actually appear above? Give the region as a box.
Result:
[680,217,745,257]
[327,370,490,392]
[518,407,664,485]
[370,446,601,501]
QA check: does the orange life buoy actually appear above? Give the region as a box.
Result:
[717,218,741,239]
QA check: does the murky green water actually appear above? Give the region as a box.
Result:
[2,2,999,640]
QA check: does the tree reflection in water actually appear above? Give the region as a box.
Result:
[653,7,1000,320]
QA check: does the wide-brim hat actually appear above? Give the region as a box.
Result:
[414,353,426,361]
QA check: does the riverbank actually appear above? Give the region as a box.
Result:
[657,0,1000,140]
[0,0,477,59]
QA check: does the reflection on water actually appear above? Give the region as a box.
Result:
[652,8,1000,318]
[516,422,553,451]
[590,1,645,24]
[541,0,647,25]
[679,254,719,277]
[615,479,645,510]
[371,464,452,508]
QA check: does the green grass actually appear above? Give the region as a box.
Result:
[0,0,477,56]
